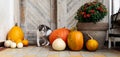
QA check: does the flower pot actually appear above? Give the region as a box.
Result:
[77,22,108,49]
[77,22,108,31]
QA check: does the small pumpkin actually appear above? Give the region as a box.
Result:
[10,42,16,48]
[67,30,84,51]
[52,37,66,51]
[49,28,70,44]
[86,34,99,51]
[7,23,24,42]
[22,39,29,46]
[17,42,23,48]
[4,40,12,48]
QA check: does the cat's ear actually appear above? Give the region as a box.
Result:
[38,25,44,31]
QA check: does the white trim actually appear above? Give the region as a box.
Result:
[0,0,15,42]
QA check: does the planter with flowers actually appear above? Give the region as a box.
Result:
[75,1,107,23]
[75,1,108,49]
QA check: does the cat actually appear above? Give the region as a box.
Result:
[36,25,52,47]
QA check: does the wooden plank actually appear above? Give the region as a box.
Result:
[77,23,109,31]
[23,0,53,43]
[14,0,21,26]
[57,0,67,28]
[66,0,82,29]
[50,0,57,30]
[25,0,51,28]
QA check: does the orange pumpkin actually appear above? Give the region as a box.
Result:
[49,28,70,44]
[7,24,24,42]
[67,30,83,51]
[22,39,29,46]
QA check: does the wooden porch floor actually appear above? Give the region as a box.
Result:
[0,46,120,57]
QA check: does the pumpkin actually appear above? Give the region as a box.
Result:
[7,23,24,42]
[67,30,83,51]
[86,34,99,51]
[17,42,23,48]
[4,40,12,48]
[49,28,70,44]
[10,42,16,48]
[22,39,29,46]
[15,39,22,44]
[52,37,66,51]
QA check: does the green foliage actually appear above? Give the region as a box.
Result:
[75,2,107,23]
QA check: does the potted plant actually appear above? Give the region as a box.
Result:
[75,1,108,31]
[75,1,107,23]
[75,1,108,49]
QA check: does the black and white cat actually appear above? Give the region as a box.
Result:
[36,25,52,47]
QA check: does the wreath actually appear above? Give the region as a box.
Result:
[75,1,107,23]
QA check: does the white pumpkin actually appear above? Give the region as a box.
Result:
[4,40,12,48]
[52,38,66,51]
[17,42,23,48]
[10,42,16,48]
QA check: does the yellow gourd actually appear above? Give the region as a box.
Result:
[7,23,24,43]
[86,34,99,51]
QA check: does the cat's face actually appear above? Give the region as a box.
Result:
[38,25,51,36]
[38,25,50,32]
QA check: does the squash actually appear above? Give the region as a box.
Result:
[4,40,12,48]
[16,39,22,44]
[86,34,99,51]
[52,37,66,51]
[10,42,16,48]
[17,42,23,48]
[7,23,24,42]
[22,39,29,46]
[67,30,83,51]
[49,28,70,44]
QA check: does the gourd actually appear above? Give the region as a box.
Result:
[17,42,23,48]
[86,34,99,51]
[67,30,84,51]
[4,40,12,47]
[22,39,29,46]
[52,37,66,51]
[16,39,22,44]
[7,23,24,43]
[49,28,70,44]
[10,42,16,48]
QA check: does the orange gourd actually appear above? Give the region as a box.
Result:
[49,28,70,44]
[67,30,84,51]
[86,34,99,51]
[7,24,24,42]
[22,39,29,46]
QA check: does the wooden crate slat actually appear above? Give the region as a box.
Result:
[77,23,109,31]
[57,0,67,28]
[25,0,51,30]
